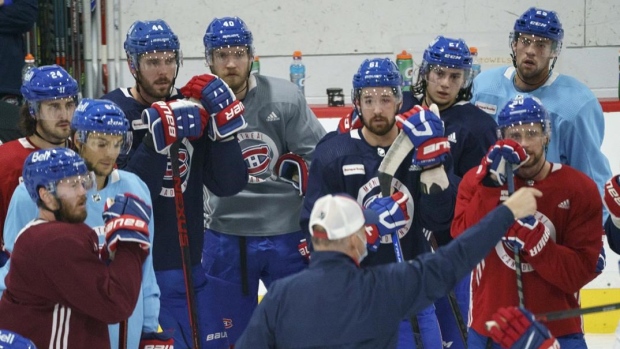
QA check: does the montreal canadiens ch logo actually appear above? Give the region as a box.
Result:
[243,144,271,176]
[160,142,192,197]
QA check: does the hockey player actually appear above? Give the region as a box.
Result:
[451,95,603,349]
[196,16,325,344]
[0,65,78,265]
[103,19,248,349]
[470,7,612,218]
[0,148,151,349]
[301,57,458,349]
[1,99,170,348]
[238,187,542,348]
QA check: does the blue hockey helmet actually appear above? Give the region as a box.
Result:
[497,95,550,138]
[71,98,133,155]
[511,7,564,56]
[124,19,181,70]
[352,58,402,102]
[203,17,254,63]
[0,329,37,349]
[21,65,78,103]
[420,36,474,88]
[22,148,92,202]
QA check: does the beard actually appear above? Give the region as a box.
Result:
[138,74,173,100]
[54,196,87,223]
[38,119,72,144]
[361,115,396,137]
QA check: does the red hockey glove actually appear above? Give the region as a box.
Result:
[504,216,550,257]
[476,139,529,185]
[398,104,450,168]
[337,108,362,134]
[488,307,560,349]
[103,193,151,258]
[298,238,310,262]
[139,330,174,349]
[181,73,247,141]
[273,153,309,196]
[141,100,206,153]
[604,174,620,228]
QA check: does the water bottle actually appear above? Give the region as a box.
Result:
[290,51,305,95]
[251,55,260,75]
[21,53,36,82]
[470,47,481,80]
[396,50,413,91]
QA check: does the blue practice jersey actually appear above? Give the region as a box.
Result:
[301,129,458,265]
[102,88,248,271]
[471,67,612,215]
[1,169,159,349]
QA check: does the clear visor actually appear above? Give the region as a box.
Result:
[33,96,78,120]
[356,87,402,111]
[207,46,251,65]
[424,64,472,89]
[46,171,96,198]
[75,130,133,155]
[510,32,560,57]
[499,123,549,142]
[136,50,181,72]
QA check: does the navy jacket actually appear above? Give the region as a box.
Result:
[237,205,515,348]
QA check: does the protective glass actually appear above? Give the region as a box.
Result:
[209,47,250,65]
[75,131,133,155]
[35,97,78,120]
[425,65,470,88]
[357,87,401,111]
[49,171,96,198]
[500,124,547,142]
[512,34,557,57]
[137,51,180,72]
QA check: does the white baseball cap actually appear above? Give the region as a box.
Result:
[309,193,379,240]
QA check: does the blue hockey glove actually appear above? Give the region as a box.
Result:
[180,74,247,141]
[139,330,174,349]
[103,193,151,257]
[503,216,550,257]
[476,139,529,185]
[488,307,559,349]
[273,153,309,196]
[141,100,206,154]
[398,104,449,168]
[365,192,409,251]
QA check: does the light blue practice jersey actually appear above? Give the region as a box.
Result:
[472,66,612,220]
[0,169,159,349]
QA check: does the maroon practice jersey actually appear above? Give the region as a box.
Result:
[0,220,146,349]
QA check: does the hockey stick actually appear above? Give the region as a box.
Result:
[100,0,108,94]
[377,120,423,349]
[506,164,525,308]
[169,141,201,349]
[485,301,620,330]
[118,319,128,349]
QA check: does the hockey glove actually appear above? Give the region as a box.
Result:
[603,174,620,228]
[337,108,362,134]
[141,100,206,154]
[103,193,151,257]
[488,307,559,349]
[180,73,247,141]
[476,139,529,185]
[504,216,550,257]
[139,330,174,349]
[273,153,309,196]
[0,247,9,268]
[298,238,311,262]
[398,104,450,168]
[364,192,409,251]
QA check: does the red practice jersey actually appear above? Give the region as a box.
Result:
[451,163,603,338]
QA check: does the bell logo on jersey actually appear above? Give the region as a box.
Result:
[0,332,15,344]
